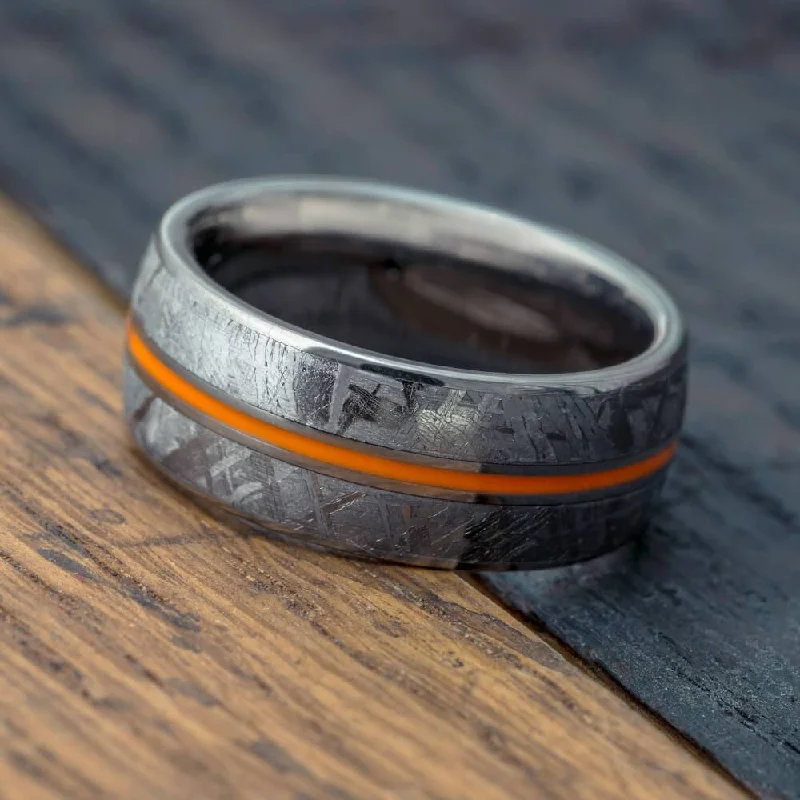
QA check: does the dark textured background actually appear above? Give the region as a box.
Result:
[0,0,798,796]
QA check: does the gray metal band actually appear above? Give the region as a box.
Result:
[131,178,687,467]
[124,177,687,567]
[125,369,665,569]
[128,354,669,506]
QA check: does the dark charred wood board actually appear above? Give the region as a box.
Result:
[0,1,798,796]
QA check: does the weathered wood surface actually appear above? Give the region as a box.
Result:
[0,204,741,800]
[0,0,797,796]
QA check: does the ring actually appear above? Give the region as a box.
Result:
[124,178,686,569]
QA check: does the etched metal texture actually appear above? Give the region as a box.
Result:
[125,367,664,568]
[131,228,687,468]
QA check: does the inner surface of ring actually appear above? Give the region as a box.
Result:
[192,228,655,374]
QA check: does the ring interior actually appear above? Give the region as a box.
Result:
[185,191,657,374]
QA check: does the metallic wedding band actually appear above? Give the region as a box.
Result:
[124,177,687,569]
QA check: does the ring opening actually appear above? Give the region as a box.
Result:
[187,201,656,374]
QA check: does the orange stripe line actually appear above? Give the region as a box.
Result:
[127,322,676,495]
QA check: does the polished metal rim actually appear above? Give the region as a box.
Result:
[155,177,685,391]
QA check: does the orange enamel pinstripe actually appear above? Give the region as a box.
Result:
[127,322,676,495]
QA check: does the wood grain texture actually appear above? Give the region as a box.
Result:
[0,204,741,799]
[0,0,797,796]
